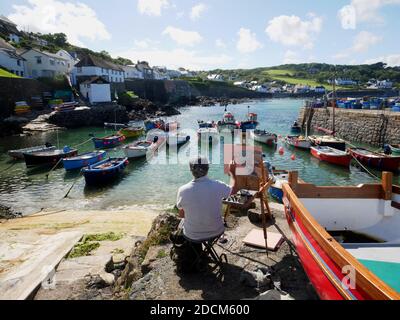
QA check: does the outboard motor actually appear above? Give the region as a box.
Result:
[153,136,159,144]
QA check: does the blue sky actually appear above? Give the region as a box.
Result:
[1,0,400,70]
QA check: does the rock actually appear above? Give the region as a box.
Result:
[0,204,22,220]
[254,289,294,301]
[240,267,272,289]
[99,272,115,286]
[141,245,163,274]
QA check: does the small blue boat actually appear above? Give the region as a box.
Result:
[92,135,125,149]
[63,151,107,171]
[264,161,289,204]
[82,157,129,186]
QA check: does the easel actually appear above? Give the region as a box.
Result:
[223,138,274,253]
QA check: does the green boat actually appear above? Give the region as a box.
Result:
[390,145,400,155]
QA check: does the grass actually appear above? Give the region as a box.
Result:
[0,68,20,78]
[68,232,124,259]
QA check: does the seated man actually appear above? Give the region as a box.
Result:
[176,156,238,243]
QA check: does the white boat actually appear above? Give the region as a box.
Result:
[8,144,56,160]
[217,111,237,132]
[123,137,165,159]
[250,130,277,146]
[285,135,312,150]
[198,128,220,143]
[167,133,191,146]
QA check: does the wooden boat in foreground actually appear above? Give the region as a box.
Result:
[311,146,352,167]
[282,172,400,300]
[285,135,312,150]
[23,147,78,167]
[349,148,400,172]
[309,135,347,151]
[92,135,125,149]
[62,150,106,171]
[250,130,277,146]
[82,158,129,186]
[8,144,55,160]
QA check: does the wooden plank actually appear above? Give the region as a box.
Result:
[382,172,393,201]
[293,183,384,199]
[283,184,400,300]
[0,231,83,300]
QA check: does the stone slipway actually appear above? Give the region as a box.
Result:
[0,208,159,300]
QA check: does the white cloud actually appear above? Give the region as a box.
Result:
[137,0,169,16]
[133,39,159,49]
[190,3,207,21]
[265,14,322,49]
[334,31,382,60]
[236,28,263,53]
[112,47,232,70]
[338,0,400,29]
[215,39,227,49]
[365,54,400,66]
[8,0,110,47]
[162,26,203,47]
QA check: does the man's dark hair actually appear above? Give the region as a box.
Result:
[189,156,209,179]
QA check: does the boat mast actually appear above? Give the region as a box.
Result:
[332,69,337,137]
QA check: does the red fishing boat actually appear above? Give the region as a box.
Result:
[311,146,352,167]
[282,172,400,300]
[349,148,400,172]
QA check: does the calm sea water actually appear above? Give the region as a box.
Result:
[0,99,398,215]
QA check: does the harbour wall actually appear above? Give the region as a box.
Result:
[298,107,400,146]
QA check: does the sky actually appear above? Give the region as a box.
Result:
[1,0,400,70]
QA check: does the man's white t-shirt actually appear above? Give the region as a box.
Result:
[176,176,232,241]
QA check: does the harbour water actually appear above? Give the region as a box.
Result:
[0,98,398,216]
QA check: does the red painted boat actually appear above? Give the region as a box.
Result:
[349,148,400,172]
[311,146,352,167]
[282,172,400,300]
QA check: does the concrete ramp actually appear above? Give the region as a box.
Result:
[0,231,82,300]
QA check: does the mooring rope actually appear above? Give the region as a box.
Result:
[349,153,381,181]
[72,137,93,149]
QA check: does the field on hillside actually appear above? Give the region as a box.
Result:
[264,69,339,90]
[0,68,20,78]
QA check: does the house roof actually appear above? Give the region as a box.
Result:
[75,54,124,71]
[0,37,15,51]
[19,48,69,61]
[81,76,110,85]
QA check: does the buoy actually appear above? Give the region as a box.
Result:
[291,154,296,161]
[279,147,284,155]
[278,135,282,139]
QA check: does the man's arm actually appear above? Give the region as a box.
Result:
[228,161,239,195]
[178,209,185,218]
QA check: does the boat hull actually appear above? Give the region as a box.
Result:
[8,146,56,160]
[217,123,237,132]
[311,147,351,167]
[349,148,400,172]
[93,135,125,149]
[285,136,311,150]
[118,128,144,138]
[291,126,302,134]
[24,149,78,167]
[239,121,259,132]
[251,131,277,146]
[269,186,283,203]
[309,136,346,151]
[82,158,128,186]
[63,151,106,171]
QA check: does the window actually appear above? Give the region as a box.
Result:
[17,60,21,66]
[20,71,24,77]
[50,59,55,66]
[36,56,42,64]
[15,71,19,76]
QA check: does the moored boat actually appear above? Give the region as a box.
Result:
[349,148,400,172]
[8,143,55,160]
[238,112,259,132]
[269,170,289,203]
[217,111,237,132]
[311,146,352,167]
[144,119,165,131]
[197,121,220,143]
[389,144,400,156]
[118,127,144,139]
[285,135,312,150]
[167,133,191,147]
[62,150,107,171]
[308,135,347,151]
[250,130,277,146]
[123,136,165,159]
[23,147,78,167]
[82,157,129,186]
[282,172,400,300]
[92,135,125,149]
[291,121,302,134]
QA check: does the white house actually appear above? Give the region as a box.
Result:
[207,74,224,82]
[79,77,111,104]
[123,64,144,80]
[56,49,78,73]
[73,54,124,85]
[251,85,268,93]
[20,48,69,78]
[376,80,393,89]
[0,37,26,77]
[135,61,154,79]
[294,84,311,93]
[335,78,357,86]
[0,15,21,44]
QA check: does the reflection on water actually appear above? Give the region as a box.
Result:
[0,98,398,215]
